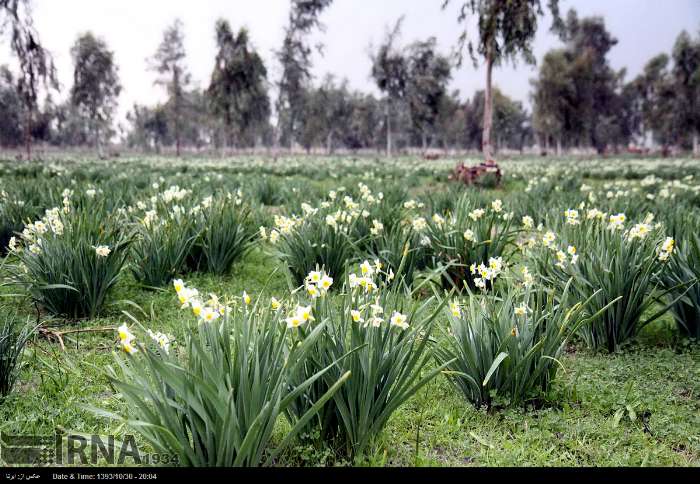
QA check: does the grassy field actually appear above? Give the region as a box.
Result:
[0,155,698,467]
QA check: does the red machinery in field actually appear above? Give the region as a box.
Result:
[450,159,503,187]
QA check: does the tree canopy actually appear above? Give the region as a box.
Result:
[208,20,270,149]
[69,31,121,156]
[150,19,190,156]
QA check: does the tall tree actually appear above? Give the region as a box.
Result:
[175,88,216,149]
[531,10,631,154]
[70,32,121,157]
[405,37,452,150]
[633,54,679,153]
[295,75,353,153]
[371,17,408,157]
[435,90,467,150]
[126,103,170,153]
[52,99,91,147]
[530,49,574,154]
[1,0,58,159]
[150,19,190,156]
[341,91,382,152]
[470,87,530,153]
[317,75,352,153]
[0,65,23,147]
[276,0,332,150]
[671,30,700,155]
[444,0,560,161]
[560,10,625,153]
[207,20,270,150]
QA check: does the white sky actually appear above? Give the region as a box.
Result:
[2,0,699,126]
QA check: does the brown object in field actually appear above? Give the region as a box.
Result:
[450,159,502,186]
[423,150,441,160]
[626,145,650,155]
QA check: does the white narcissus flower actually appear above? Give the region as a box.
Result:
[514,303,530,317]
[350,309,364,323]
[469,209,485,221]
[286,305,314,328]
[285,314,303,328]
[390,311,409,330]
[173,279,184,294]
[608,213,626,230]
[556,250,567,266]
[34,221,47,234]
[370,219,384,235]
[94,245,111,257]
[488,257,503,273]
[564,209,580,225]
[296,305,314,322]
[449,300,461,318]
[271,297,281,311]
[661,237,675,254]
[658,237,675,261]
[542,231,556,248]
[177,287,199,308]
[411,217,427,231]
[200,307,220,324]
[306,284,320,298]
[147,329,172,354]
[319,275,333,291]
[190,299,203,317]
[117,324,137,354]
[307,271,322,284]
[325,214,338,229]
[522,267,535,287]
[8,236,18,252]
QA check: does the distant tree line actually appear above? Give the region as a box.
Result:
[532,9,700,155]
[0,0,699,158]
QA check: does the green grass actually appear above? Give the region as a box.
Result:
[380,345,699,466]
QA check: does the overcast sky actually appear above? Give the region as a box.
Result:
[2,0,699,125]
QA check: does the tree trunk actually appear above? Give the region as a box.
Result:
[289,111,295,152]
[421,132,427,151]
[326,132,333,154]
[693,132,699,157]
[556,136,562,156]
[96,123,103,158]
[175,99,181,157]
[543,134,549,155]
[174,72,181,157]
[386,99,392,157]
[24,108,31,161]
[482,46,494,162]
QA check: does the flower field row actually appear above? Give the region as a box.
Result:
[0,155,698,466]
